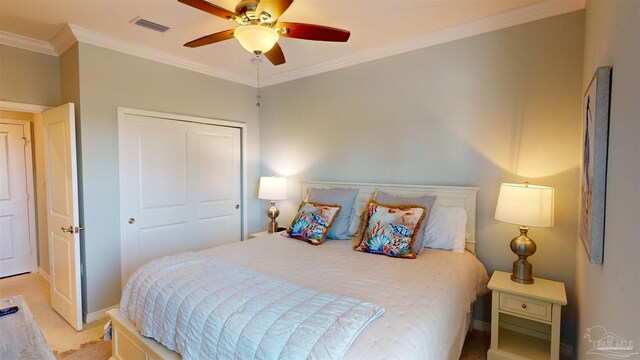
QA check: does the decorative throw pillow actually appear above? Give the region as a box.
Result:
[354,201,427,259]
[348,202,367,237]
[374,191,436,254]
[287,202,342,245]
[308,188,359,240]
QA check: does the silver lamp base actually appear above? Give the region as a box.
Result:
[267,201,280,234]
[510,226,537,284]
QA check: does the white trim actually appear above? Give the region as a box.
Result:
[260,0,585,86]
[0,30,57,56]
[0,101,52,113]
[59,24,255,87]
[38,267,51,284]
[49,24,77,55]
[85,304,119,323]
[116,107,249,289]
[0,119,39,274]
[473,319,574,359]
[23,122,38,274]
[472,319,492,332]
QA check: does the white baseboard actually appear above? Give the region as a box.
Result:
[38,267,50,284]
[472,319,492,332]
[471,319,574,359]
[85,304,119,323]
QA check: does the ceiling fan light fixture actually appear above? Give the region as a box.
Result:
[234,24,279,54]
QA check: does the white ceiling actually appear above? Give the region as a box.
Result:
[0,0,584,86]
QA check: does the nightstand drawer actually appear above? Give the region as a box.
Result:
[499,292,552,322]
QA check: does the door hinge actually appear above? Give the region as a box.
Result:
[80,263,84,277]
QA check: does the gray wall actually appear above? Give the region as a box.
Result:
[0,45,60,106]
[260,12,584,346]
[68,43,261,314]
[575,0,639,357]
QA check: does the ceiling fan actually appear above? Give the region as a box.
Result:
[178,0,351,65]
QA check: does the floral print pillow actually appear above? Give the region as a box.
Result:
[354,201,427,259]
[287,202,342,245]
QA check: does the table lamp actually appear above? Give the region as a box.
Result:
[494,182,555,284]
[258,176,287,233]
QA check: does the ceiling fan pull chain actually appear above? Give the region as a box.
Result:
[255,57,262,107]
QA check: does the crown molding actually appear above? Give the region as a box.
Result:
[65,24,255,87]
[260,0,585,86]
[0,30,57,56]
[50,24,77,55]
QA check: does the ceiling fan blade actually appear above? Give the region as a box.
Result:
[264,42,286,65]
[256,0,293,22]
[277,22,350,42]
[184,29,235,47]
[178,0,237,21]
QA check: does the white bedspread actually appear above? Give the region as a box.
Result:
[120,252,385,360]
[197,234,489,360]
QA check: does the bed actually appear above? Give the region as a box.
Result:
[107,181,488,360]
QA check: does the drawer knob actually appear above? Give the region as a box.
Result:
[522,303,527,309]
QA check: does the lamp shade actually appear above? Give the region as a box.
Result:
[258,176,287,200]
[234,25,279,54]
[495,183,555,227]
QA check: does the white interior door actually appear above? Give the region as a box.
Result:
[0,123,32,278]
[119,113,241,285]
[43,103,82,331]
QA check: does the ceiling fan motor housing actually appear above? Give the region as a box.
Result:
[235,0,272,23]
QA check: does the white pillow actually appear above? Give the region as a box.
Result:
[423,206,467,253]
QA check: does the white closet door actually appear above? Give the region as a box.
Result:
[119,114,241,284]
[0,123,31,278]
[193,123,241,251]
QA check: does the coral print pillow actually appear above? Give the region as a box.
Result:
[354,201,427,259]
[287,202,342,245]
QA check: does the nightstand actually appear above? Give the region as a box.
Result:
[248,230,270,239]
[487,271,567,360]
[247,229,286,239]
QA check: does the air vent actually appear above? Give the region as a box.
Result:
[131,17,170,33]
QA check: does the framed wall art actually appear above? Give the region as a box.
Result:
[579,66,612,264]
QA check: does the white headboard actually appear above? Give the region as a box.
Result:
[301,181,480,254]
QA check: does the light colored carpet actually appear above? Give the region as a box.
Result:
[55,339,111,360]
[0,272,109,355]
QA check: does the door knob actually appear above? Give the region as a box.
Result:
[61,226,75,233]
[128,218,135,224]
